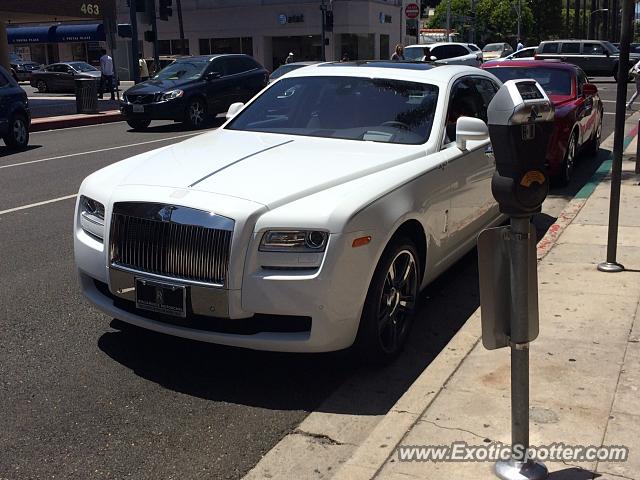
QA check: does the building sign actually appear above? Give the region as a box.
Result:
[379,12,393,23]
[277,13,305,25]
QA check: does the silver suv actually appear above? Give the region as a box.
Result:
[536,40,640,80]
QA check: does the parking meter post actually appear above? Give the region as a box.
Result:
[597,0,632,273]
[636,119,640,174]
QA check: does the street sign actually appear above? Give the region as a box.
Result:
[477,224,539,350]
[405,3,420,19]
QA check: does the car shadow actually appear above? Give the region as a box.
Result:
[0,144,42,158]
[126,116,226,134]
[548,468,601,479]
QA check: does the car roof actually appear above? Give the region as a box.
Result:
[174,54,251,61]
[482,59,578,71]
[288,63,493,85]
[404,42,468,48]
[277,61,320,67]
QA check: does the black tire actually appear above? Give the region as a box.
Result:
[126,118,151,130]
[184,97,206,129]
[3,112,29,150]
[586,112,603,157]
[36,79,48,93]
[556,131,577,187]
[354,237,420,364]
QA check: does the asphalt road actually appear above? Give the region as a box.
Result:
[0,78,634,480]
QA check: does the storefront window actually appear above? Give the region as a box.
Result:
[199,38,210,55]
[206,37,253,56]
[158,39,190,55]
[380,35,390,60]
[340,34,375,61]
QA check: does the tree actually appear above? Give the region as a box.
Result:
[428,0,534,44]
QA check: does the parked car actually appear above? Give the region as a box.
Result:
[30,62,102,93]
[483,60,603,185]
[269,61,320,82]
[0,65,30,149]
[121,54,269,130]
[488,46,537,62]
[9,52,41,82]
[403,43,481,66]
[482,43,514,61]
[466,43,483,62]
[75,61,506,362]
[535,39,640,81]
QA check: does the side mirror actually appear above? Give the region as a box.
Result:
[205,71,222,81]
[456,116,489,150]
[226,102,244,120]
[583,83,598,96]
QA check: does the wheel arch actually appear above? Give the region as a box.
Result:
[387,219,428,284]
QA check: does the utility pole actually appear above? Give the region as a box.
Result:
[129,0,140,83]
[148,0,159,70]
[446,0,451,41]
[566,0,571,36]
[320,0,327,61]
[176,0,185,55]
[574,0,581,38]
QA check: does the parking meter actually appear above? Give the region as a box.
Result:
[488,80,555,216]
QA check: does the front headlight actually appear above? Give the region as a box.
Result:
[160,89,184,102]
[260,230,328,253]
[79,195,105,241]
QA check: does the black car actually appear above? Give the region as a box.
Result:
[30,62,102,93]
[0,65,30,149]
[9,53,41,82]
[121,54,269,130]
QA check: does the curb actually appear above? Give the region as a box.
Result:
[331,115,640,480]
[30,110,123,132]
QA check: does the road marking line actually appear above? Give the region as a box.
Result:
[0,194,77,216]
[30,121,126,134]
[0,132,202,170]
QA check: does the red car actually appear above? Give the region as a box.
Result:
[482,60,603,185]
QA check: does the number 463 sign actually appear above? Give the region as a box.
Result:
[80,3,101,15]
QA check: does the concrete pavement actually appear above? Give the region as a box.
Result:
[332,114,640,480]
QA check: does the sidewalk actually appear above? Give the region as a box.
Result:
[334,115,640,479]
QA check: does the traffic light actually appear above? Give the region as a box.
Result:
[325,10,334,31]
[159,0,173,21]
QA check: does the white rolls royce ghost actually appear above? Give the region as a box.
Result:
[74,61,505,362]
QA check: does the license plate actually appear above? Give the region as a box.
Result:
[135,278,186,318]
[132,104,144,113]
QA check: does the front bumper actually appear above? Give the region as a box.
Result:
[120,98,187,121]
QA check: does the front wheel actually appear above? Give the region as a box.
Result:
[3,113,29,149]
[36,79,48,92]
[586,112,603,157]
[557,131,577,187]
[185,98,206,129]
[354,238,420,364]
[126,118,151,130]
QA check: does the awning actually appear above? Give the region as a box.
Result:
[7,26,55,44]
[53,23,105,43]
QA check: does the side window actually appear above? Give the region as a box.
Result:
[225,57,252,75]
[576,69,588,95]
[46,65,58,72]
[451,45,470,57]
[430,46,445,60]
[207,60,226,77]
[541,43,559,54]
[241,57,259,71]
[475,78,498,115]
[584,43,605,55]
[444,78,489,145]
[560,43,580,54]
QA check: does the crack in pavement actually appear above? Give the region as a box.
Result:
[417,419,490,442]
[292,429,351,446]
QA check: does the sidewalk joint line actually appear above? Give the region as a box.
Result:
[416,419,490,442]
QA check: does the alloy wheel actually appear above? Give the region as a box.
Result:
[376,250,418,354]
[12,118,27,146]
[36,80,47,92]
[189,101,204,127]
[564,134,576,183]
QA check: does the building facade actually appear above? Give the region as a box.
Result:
[114,0,407,78]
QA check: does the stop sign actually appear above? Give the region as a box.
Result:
[405,3,420,19]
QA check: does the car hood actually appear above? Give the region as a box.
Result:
[118,129,422,207]
[125,78,191,94]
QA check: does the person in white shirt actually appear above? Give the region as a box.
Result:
[627,58,640,110]
[99,49,115,100]
[139,53,149,82]
[517,40,524,51]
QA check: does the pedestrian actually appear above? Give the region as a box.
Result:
[341,53,349,62]
[99,49,115,100]
[139,53,149,82]
[626,58,640,110]
[391,44,405,61]
[516,39,524,51]
[285,52,295,64]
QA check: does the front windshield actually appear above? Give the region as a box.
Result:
[227,76,439,145]
[70,62,97,72]
[153,59,209,80]
[270,64,304,80]
[483,44,503,52]
[404,46,427,61]
[487,67,573,96]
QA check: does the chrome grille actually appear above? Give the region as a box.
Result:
[109,203,234,286]
[126,93,158,104]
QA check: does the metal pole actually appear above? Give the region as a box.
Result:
[470,0,476,43]
[495,217,548,480]
[129,0,140,83]
[598,0,632,273]
[566,0,571,36]
[320,0,326,61]
[150,0,160,73]
[446,0,451,41]
[176,0,185,55]
[517,0,521,41]
[636,119,640,174]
